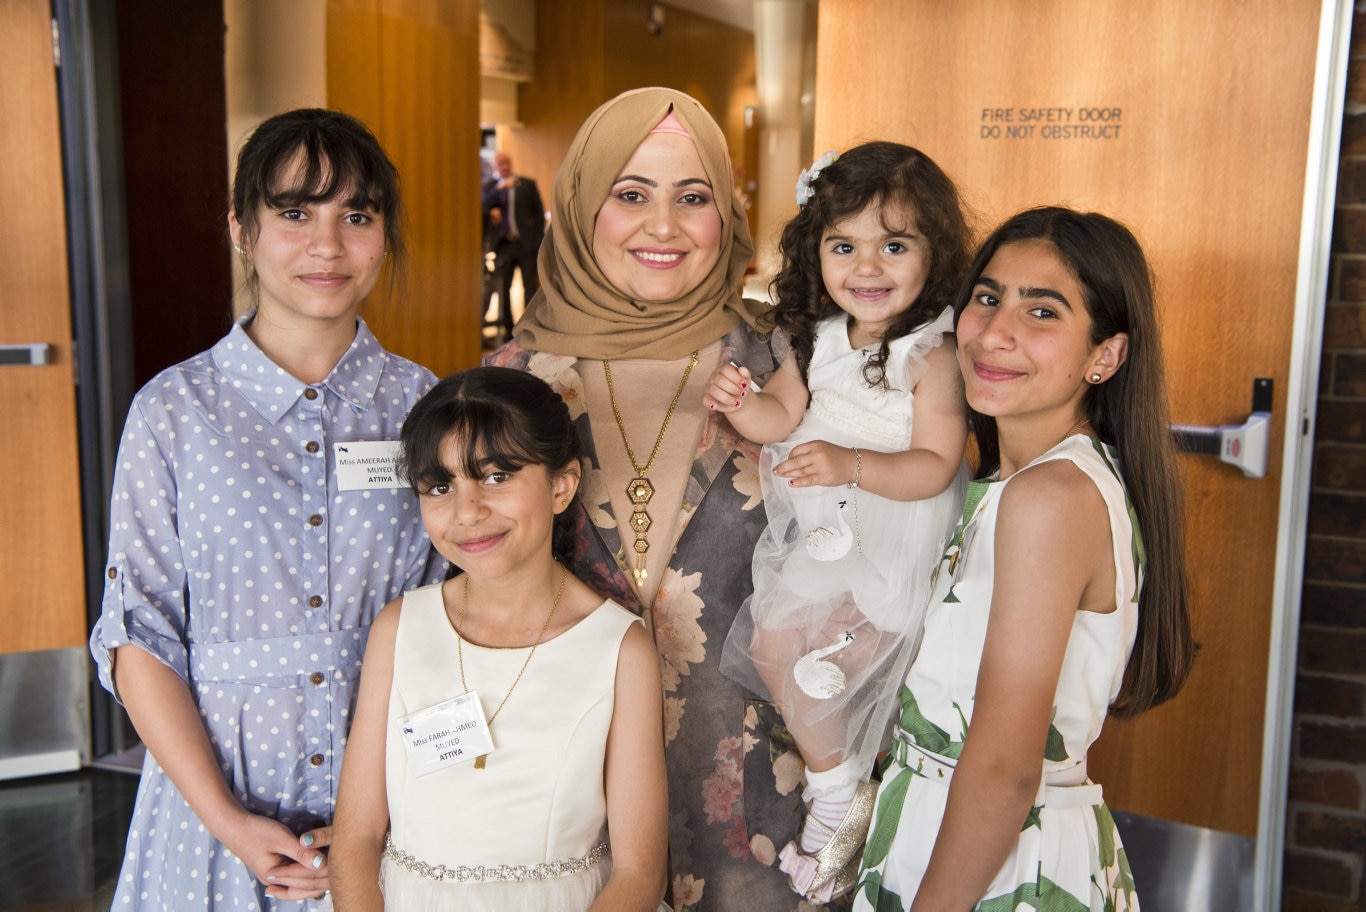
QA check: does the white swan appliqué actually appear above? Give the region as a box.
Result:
[805,499,853,561]
[794,631,856,699]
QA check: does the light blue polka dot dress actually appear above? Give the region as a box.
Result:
[91,314,447,910]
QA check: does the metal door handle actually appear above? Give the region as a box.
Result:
[1171,378,1272,479]
[0,344,52,366]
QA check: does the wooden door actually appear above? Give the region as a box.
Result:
[813,0,1338,895]
[0,0,86,654]
[326,0,483,376]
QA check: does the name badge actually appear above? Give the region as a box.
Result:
[335,440,403,491]
[396,692,495,777]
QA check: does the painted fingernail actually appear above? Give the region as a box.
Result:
[301,834,315,847]
[734,401,740,407]
[266,876,276,882]
[741,381,748,388]
[312,854,324,869]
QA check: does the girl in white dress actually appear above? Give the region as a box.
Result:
[853,207,1195,910]
[331,367,669,911]
[705,142,972,903]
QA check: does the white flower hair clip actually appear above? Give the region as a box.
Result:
[795,150,840,206]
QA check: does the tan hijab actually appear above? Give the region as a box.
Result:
[515,87,767,360]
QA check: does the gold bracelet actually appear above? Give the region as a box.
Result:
[849,447,862,489]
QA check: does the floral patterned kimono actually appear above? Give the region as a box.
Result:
[488,324,818,911]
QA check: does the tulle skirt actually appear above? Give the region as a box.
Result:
[721,432,966,773]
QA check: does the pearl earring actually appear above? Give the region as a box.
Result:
[1090,373,1102,383]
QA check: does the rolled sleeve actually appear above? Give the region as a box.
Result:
[90,397,191,697]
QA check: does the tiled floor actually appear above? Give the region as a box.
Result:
[0,767,137,911]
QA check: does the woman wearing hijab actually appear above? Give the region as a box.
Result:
[486,87,802,910]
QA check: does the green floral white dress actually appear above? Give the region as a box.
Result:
[855,435,1141,911]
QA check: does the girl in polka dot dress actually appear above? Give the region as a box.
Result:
[90,108,445,909]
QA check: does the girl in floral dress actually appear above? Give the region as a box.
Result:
[854,207,1195,911]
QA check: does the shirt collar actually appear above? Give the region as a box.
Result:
[212,312,385,423]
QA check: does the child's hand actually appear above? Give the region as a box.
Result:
[774,441,858,488]
[224,811,331,900]
[703,362,753,412]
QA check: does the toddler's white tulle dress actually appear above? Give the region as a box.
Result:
[721,308,967,774]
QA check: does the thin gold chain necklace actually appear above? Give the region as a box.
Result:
[455,564,568,769]
[1053,416,1091,451]
[601,351,699,587]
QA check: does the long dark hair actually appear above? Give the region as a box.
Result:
[231,108,406,297]
[955,206,1193,718]
[397,367,582,564]
[771,141,972,387]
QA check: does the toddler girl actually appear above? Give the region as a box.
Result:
[706,141,972,903]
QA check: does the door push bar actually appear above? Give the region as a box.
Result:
[1171,378,1272,479]
[0,343,52,366]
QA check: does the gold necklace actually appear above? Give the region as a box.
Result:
[602,351,699,587]
[1054,416,1091,450]
[455,564,568,769]
[1031,416,1092,467]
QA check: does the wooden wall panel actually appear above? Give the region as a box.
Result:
[116,0,233,387]
[0,0,86,653]
[815,0,1320,838]
[328,0,483,375]
[503,1,606,202]
[506,1,755,213]
[602,0,756,169]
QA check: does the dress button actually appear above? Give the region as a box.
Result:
[309,672,325,686]
[308,595,323,608]
[304,388,319,400]
[305,441,320,454]
[309,753,324,767]
[308,514,323,527]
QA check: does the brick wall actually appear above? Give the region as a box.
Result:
[1282,9,1366,911]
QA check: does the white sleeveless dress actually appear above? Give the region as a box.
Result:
[854,435,1142,911]
[380,583,645,911]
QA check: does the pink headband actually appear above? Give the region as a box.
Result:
[649,110,691,138]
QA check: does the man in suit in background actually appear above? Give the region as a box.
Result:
[481,151,545,340]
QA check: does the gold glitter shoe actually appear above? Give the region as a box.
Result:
[777,779,877,903]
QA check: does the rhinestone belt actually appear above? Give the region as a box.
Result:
[384,833,609,883]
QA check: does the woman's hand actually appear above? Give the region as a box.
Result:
[773,440,857,488]
[220,811,330,900]
[703,362,751,412]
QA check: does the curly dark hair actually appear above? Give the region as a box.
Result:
[770,141,972,388]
